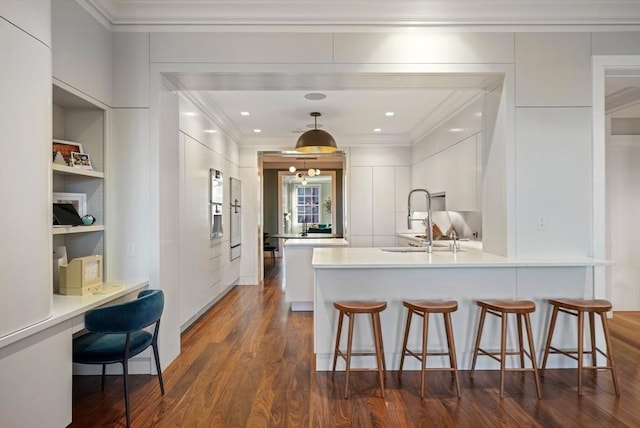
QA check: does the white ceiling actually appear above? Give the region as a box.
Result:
[174,72,501,146]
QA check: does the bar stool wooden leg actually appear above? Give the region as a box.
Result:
[419,310,429,398]
[444,312,461,398]
[517,313,525,372]
[344,313,355,399]
[470,307,488,378]
[499,312,507,398]
[524,313,542,399]
[332,311,345,376]
[589,312,597,378]
[373,313,387,373]
[600,312,620,396]
[398,309,412,378]
[577,310,584,396]
[371,313,385,398]
[541,304,559,376]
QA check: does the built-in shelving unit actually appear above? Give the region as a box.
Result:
[52,80,108,292]
[52,163,104,179]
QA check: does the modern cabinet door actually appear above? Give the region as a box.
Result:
[349,166,373,237]
[0,18,52,337]
[456,134,480,212]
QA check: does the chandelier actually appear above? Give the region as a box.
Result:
[294,112,337,154]
[289,161,320,186]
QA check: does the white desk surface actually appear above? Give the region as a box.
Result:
[0,280,148,348]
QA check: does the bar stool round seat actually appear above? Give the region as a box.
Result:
[398,300,460,398]
[470,299,542,399]
[332,301,387,399]
[540,298,619,396]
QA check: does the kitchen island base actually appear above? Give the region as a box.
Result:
[313,252,609,372]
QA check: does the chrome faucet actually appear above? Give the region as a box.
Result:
[449,230,459,252]
[407,189,434,253]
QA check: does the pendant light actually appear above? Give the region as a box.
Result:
[294,112,337,154]
[289,161,320,186]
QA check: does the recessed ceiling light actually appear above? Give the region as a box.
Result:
[304,93,327,100]
[204,129,218,133]
[240,111,250,116]
[475,112,483,117]
[450,128,464,132]
[374,128,382,133]
[182,112,197,117]
[385,112,395,117]
[253,129,262,133]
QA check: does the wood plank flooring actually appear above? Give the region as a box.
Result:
[71,259,640,427]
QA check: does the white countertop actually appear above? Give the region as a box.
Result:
[0,280,148,348]
[285,238,348,247]
[312,247,613,269]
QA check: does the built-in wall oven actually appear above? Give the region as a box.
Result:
[210,169,223,239]
[230,177,242,260]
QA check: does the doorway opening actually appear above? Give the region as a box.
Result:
[604,69,640,311]
[260,151,346,274]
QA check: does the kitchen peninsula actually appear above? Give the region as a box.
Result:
[312,246,612,372]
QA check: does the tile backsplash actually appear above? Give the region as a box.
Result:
[408,211,482,240]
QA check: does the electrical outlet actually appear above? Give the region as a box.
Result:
[537,216,546,231]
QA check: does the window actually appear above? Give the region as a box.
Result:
[296,186,319,224]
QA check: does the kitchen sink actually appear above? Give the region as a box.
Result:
[381,247,428,253]
[381,246,464,253]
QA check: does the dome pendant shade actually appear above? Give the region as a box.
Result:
[295,129,337,153]
[294,112,337,153]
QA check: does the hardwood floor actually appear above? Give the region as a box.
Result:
[71,259,640,427]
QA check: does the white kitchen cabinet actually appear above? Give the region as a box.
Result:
[0,322,72,428]
[420,134,481,213]
[0,0,51,46]
[0,18,52,337]
[372,166,396,236]
[349,166,373,236]
[454,134,481,212]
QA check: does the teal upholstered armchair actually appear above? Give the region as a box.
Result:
[72,289,165,427]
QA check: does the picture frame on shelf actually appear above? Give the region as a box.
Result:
[52,139,83,166]
[52,192,87,217]
[70,152,93,170]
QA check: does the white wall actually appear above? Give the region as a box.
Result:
[606,104,640,311]
[514,33,594,258]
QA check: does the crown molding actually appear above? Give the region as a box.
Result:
[79,1,640,28]
[180,91,244,143]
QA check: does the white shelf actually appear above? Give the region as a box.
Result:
[52,164,104,178]
[52,225,104,235]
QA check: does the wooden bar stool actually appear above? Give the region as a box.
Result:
[398,300,461,398]
[540,299,620,396]
[470,300,542,398]
[331,301,387,398]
